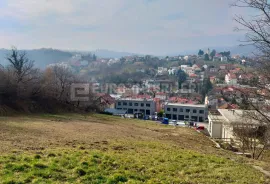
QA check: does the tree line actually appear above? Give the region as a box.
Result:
[0,48,100,115]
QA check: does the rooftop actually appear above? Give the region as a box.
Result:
[166,103,206,108]
[117,98,154,102]
[218,109,260,125]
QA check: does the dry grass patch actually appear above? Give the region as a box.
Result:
[0,114,269,183]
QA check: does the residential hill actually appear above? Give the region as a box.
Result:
[168,45,257,57]
[93,49,138,58]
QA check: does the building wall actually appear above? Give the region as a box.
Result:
[115,99,156,115]
[164,104,208,122]
[208,117,222,138]
[222,125,234,141]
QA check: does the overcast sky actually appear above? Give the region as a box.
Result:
[0,0,249,55]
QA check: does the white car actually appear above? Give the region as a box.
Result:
[176,122,186,127]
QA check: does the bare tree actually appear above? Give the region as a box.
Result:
[229,0,270,159]
[6,47,38,84]
[51,65,74,101]
[0,48,101,113]
[232,111,269,159]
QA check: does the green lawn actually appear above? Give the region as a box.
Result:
[0,114,268,184]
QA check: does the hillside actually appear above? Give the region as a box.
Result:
[169,45,257,56]
[93,49,138,58]
[0,114,268,183]
[0,48,73,69]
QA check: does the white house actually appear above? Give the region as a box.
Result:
[168,68,177,75]
[209,68,218,73]
[182,67,195,75]
[157,67,168,75]
[221,56,228,62]
[208,109,260,141]
[180,65,188,70]
[225,73,238,85]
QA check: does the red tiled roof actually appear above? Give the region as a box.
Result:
[189,74,197,77]
[133,94,152,99]
[96,93,115,105]
[227,104,239,109]
[168,97,198,104]
[228,73,237,79]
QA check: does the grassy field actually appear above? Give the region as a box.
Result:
[0,114,269,184]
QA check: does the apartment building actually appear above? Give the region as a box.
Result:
[115,98,156,115]
[164,103,208,122]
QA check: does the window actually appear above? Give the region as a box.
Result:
[129,102,132,106]
[166,114,172,119]
[123,102,127,106]
[167,108,171,111]
[146,103,150,107]
[141,103,144,107]
[173,108,177,112]
[118,102,121,106]
[199,110,204,114]
[135,103,139,106]
[179,108,183,112]
[193,109,197,113]
[191,116,198,122]
[186,109,190,113]
[178,115,184,120]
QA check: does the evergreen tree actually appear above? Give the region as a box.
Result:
[201,77,213,99]
[204,54,210,61]
[198,49,204,56]
[93,54,97,61]
[210,49,216,58]
[177,69,187,89]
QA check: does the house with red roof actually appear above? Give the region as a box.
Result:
[96,93,116,110]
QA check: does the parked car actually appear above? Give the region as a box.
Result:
[162,118,169,124]
[144,116,150,120]
[196,126,205,130]
[176,122,186,127]
[172,120,177,125]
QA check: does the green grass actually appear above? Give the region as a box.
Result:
[0,141,267,184]
[0,114,269,183]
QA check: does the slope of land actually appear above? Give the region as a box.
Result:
[0,114,268,183]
